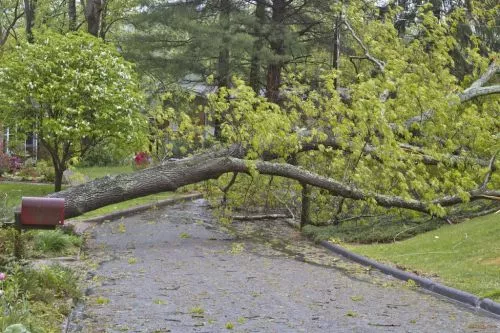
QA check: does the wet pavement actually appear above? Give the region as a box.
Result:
[67,199,499,332]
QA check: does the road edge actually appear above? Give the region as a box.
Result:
[65,192,203,234]
[320,240,500,318]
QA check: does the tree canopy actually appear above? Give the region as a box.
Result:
[0,31,147,191]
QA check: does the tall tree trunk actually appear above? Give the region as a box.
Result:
[68,0,77,31]
[99,1,108,40]
[249,0,266,94]
[24,0,36,43]
[214,0,231,139]
[85,0,103,37]
[332,15,341,89]
[266,0,286,103]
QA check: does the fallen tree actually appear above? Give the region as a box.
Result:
[50,144,499,219]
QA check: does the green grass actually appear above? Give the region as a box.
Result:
[33,229,82,254]
[75,165,134,179]
[71,191,176,220]
[0,183,54,210]
[347,213,500,301]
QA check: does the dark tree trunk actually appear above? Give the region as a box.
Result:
[214,0,231,139]
[332,15,341,88]
[68,0,77,31]
[54,169,64,192]
[85,0,103,37]
[24,0,36,43]
[249,0,266,94]
[266,0,286,103]
[98,1,108,40]
[300,182,310,229]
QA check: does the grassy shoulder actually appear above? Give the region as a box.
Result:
[344,213,500,302]
[70,191,177,220]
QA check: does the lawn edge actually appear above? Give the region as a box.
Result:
[65,192,203,234]
[320,240,500,318]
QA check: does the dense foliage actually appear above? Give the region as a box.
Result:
[0,31,148,190]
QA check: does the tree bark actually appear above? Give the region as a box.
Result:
[249,0,266,94]
[68,0,77,31]
[54,169,64,192]
[23,0,36,43]
[85,0,103,37]
[266,0,286,103]
[214,0,231,139]
[48,145,499,219]
[300,182,311,229]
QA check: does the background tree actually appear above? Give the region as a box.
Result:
[0,31,148,191]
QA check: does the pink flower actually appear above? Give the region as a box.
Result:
[0,272,6,281]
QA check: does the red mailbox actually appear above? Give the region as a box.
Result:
[20,197,65,227]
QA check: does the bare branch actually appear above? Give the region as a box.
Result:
[0,0,23,47]
[481,151,498,190]
[343,18,385,72]
[459,85,500,103]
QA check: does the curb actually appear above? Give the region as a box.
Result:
[320,241,500,318]
[65,193,203,234]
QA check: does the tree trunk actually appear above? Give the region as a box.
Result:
[300,182,310,229]
[68,0,77,31]
[24,0,36,43]
[48,145,499,219]
[249,0,266,94]
[98,1,108,40]
[214,0,231,139]
[54,168,64,192]
[266,0,286,103]
[85,0,103,37]
[332,15,341,88]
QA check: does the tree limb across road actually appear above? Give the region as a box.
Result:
[50,145,499,219]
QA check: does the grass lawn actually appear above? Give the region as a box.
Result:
[75,165,134,179]
[1,183,55,210]
[347,213,500,301]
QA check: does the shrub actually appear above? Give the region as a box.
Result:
[16,167,40,180]
[9,155,22,173]
[0,153,10,176]
[33,230,82,254]
[34,160,55,182]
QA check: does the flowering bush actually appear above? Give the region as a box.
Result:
[0,153,22,176]
[133,152,150,169]
[0,153,9,176]
[9,155,22,172]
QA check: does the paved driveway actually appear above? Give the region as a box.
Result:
[67,199,499,332]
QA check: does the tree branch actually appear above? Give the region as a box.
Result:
[0,0,23,47]
[481,151,498,190]
[343,17,385,72]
